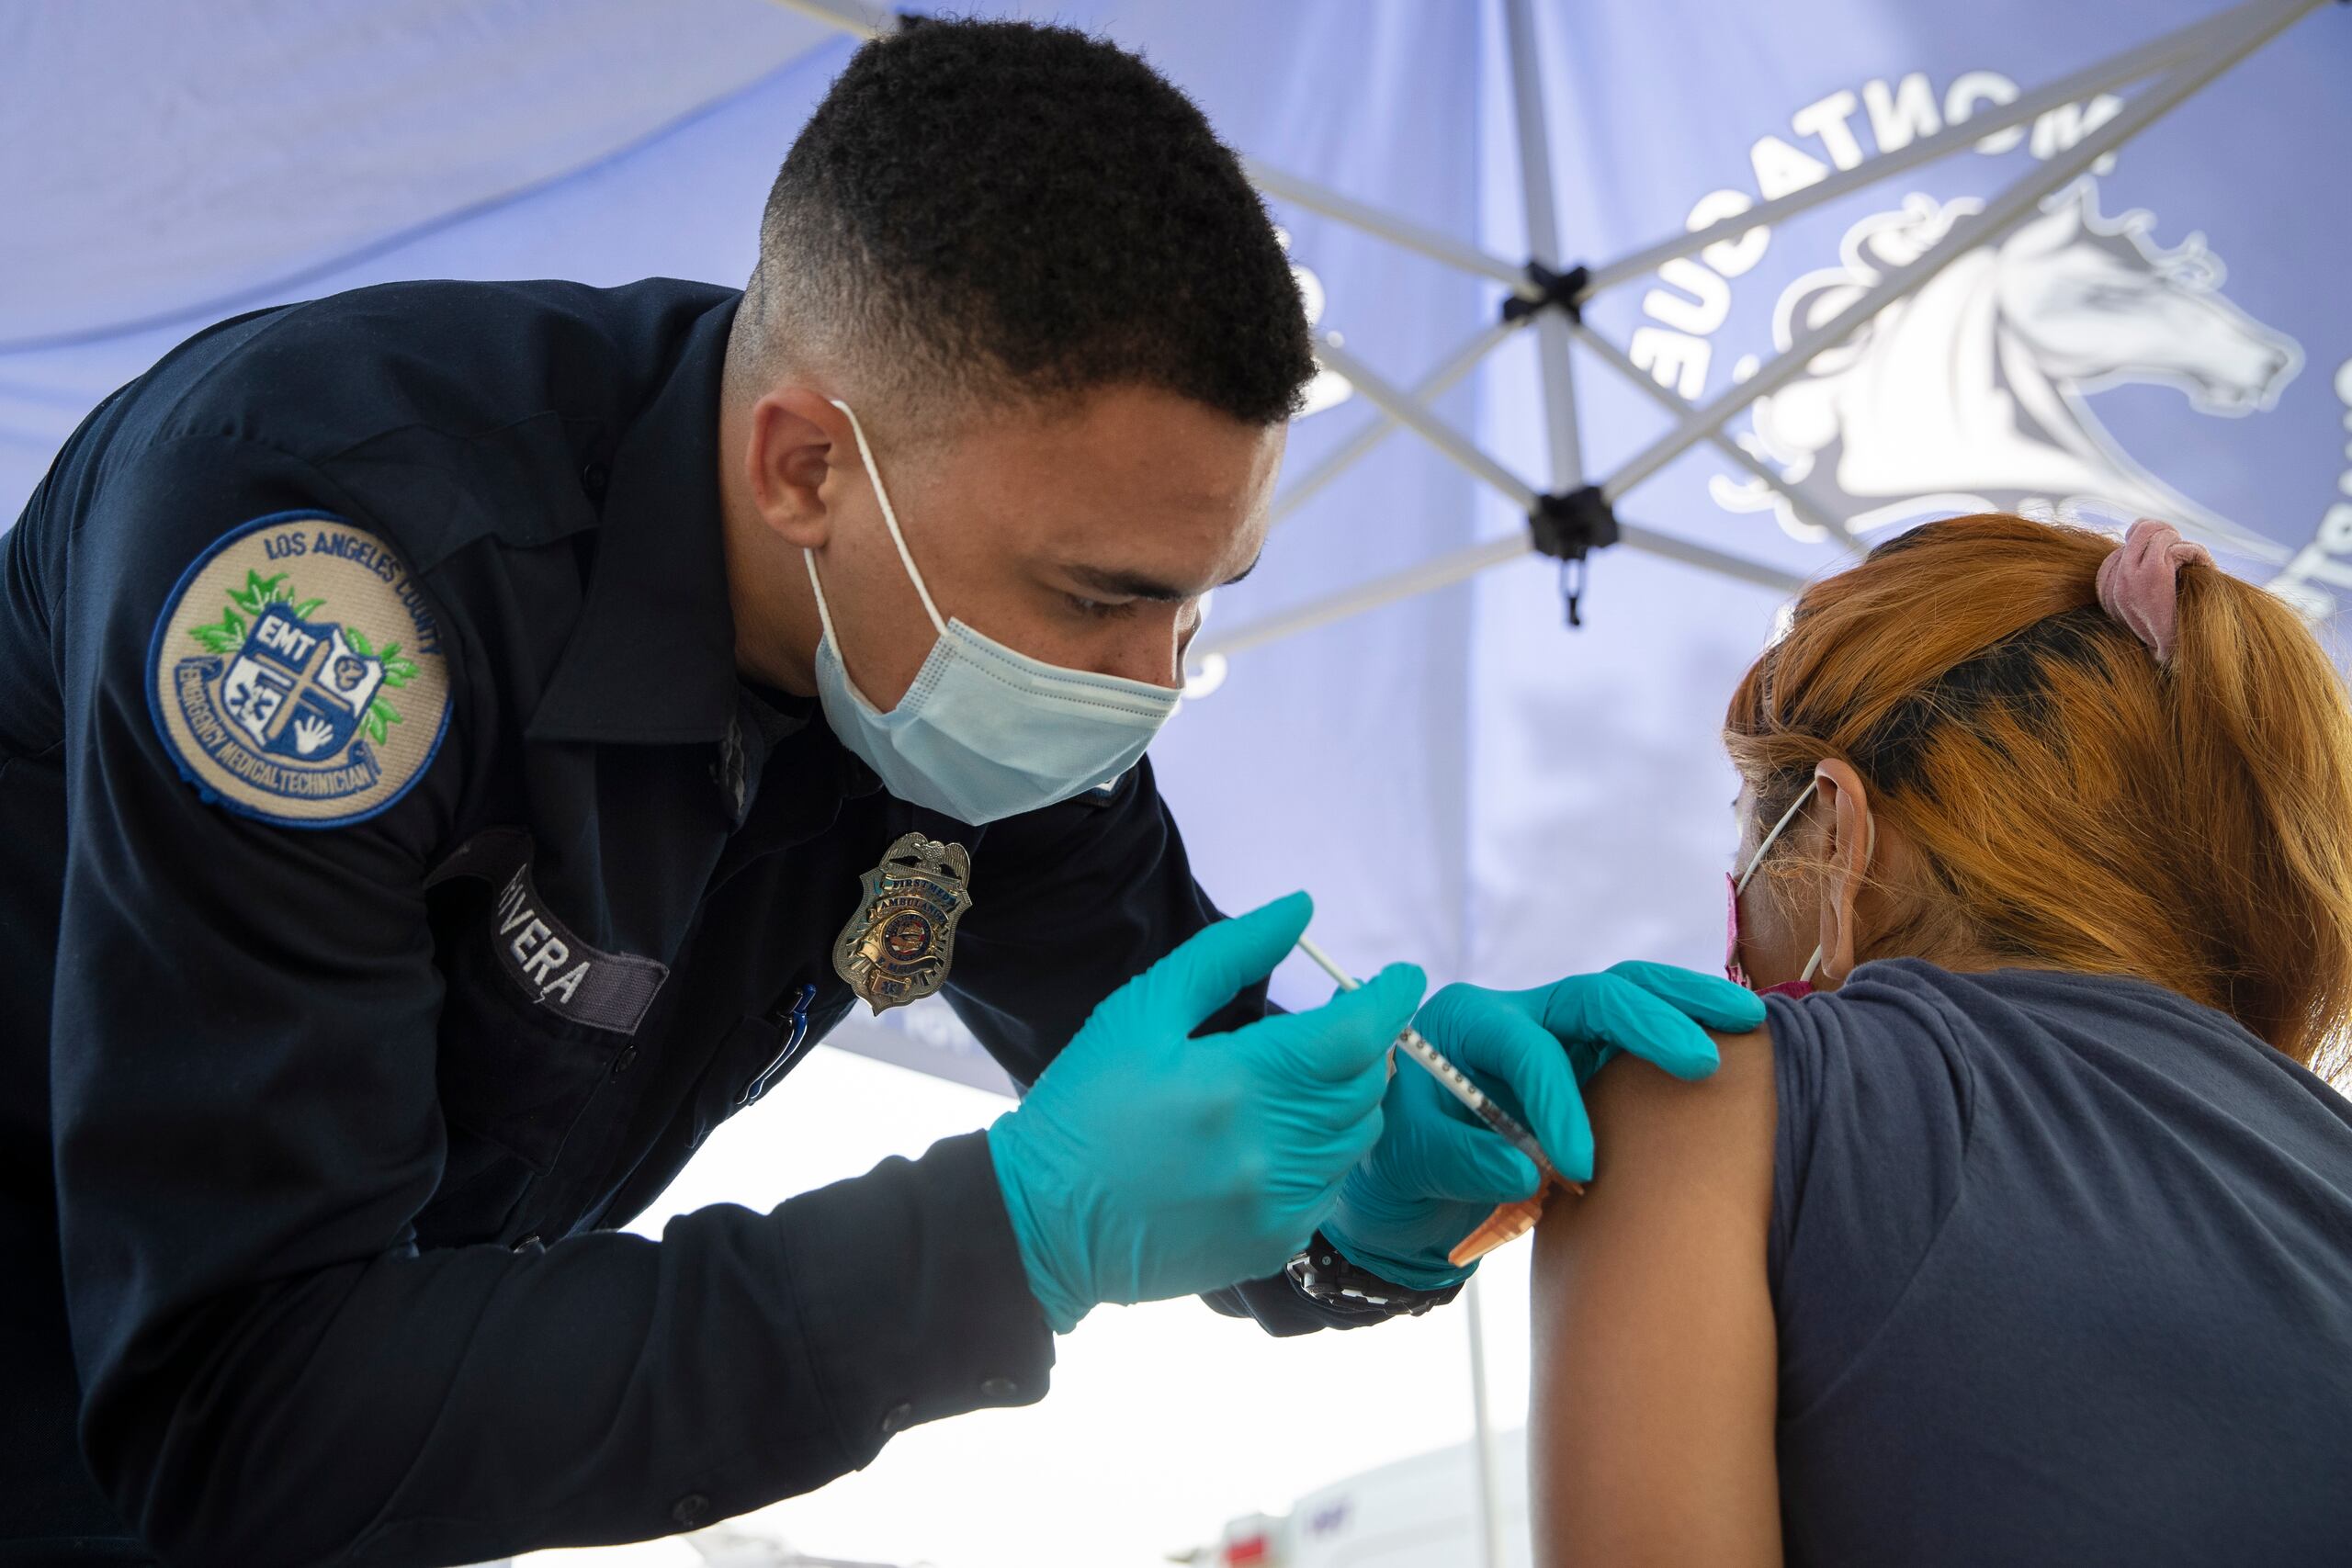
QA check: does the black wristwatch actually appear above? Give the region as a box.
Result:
[1284,1231,1464,1317]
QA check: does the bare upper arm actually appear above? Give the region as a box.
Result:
[1527,1026,1781,1568]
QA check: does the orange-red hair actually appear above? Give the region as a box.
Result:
[1725,513,2352,1075]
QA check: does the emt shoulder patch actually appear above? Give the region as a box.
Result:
[147,512,451,828]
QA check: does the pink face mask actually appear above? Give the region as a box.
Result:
[1724,782,1849,999]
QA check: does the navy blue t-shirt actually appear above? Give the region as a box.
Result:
[1765,961,2352,1565]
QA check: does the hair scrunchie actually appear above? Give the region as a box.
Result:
[2096,519,2212,663]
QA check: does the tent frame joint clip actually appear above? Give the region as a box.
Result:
[1529,485,1618,563]
[1500,260,1589,326]
[1530,486,1618,628]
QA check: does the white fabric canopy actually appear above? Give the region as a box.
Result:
[11,0,2343,1031]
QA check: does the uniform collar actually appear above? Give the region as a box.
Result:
[527,294,746,746]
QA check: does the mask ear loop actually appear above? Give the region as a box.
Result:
[829,399,947,637]
[1736,779,1820,897]
[802,551,846,651]
[1737,773,1878,985]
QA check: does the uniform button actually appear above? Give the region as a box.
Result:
[878,1400,915,1435]
[581,461,611,497]
[611,1045,638,1077]
[671,1491,712,1528]
[978,1376,1019,1400]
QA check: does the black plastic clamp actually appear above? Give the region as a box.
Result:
[1500,260,1589,326]
[1529,485,1620,627]
[1530,484,1620,560]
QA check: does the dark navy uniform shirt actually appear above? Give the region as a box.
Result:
[1765,962,2352,1565]
[0,278,1351,1565]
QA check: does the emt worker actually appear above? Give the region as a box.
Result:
[0,19,1758,1562]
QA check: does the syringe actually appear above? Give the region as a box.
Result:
[1294,934,1581,1265]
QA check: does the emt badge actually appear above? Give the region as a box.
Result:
[833,832,975,1013]
[149,513,449,828]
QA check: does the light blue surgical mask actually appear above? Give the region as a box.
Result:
[805,400,1182,825]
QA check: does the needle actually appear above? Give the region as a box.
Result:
[1293,932,1576,1193]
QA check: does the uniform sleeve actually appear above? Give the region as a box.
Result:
[1763,964,1977,1421]
[941,761,1381,1336]
[51,434,1050,1565]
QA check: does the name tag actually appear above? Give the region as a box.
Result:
[427,828,668,1035]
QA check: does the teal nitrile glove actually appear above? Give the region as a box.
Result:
[1320,962,1764,1290]
[987,892,1426,1334]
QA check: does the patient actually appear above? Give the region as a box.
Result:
[1529,515,2352,1566]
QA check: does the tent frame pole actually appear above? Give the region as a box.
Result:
[1246,158,1542,296]
[765,0,2326,646]
[1195,537,1535,662]
[1504,0,1583,494]
[763,0,893,40]
[1195,0,2319,660]
[1312,335,1538,511]
[1567,321,1857,554]
[1272,318,1523,525]
[1197,502,1808,663]
[1596,0,2321,507]
[1464,1274,1506,1568]
[1227,0,2319,657]
[1579,0,2272,294]
[1213,1,2262,302]
[1194,506,1810,661]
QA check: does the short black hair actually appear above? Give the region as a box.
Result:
[734,17,1315,429]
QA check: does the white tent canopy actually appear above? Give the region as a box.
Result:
[7,0,2348,1021]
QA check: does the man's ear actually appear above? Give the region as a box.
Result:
[743,388,856,549]
[1813,758,1875,984]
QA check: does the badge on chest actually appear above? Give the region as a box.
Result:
[833,832,976,1014]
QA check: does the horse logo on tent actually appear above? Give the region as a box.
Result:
[1713,180,2302,559]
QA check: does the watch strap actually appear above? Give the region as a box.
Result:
[1284,1231,1464,1318]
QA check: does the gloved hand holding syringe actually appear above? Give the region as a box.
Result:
[1294,933,1578,1266]
[985,889,1762,1335]
[1301,926,1761,1284]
